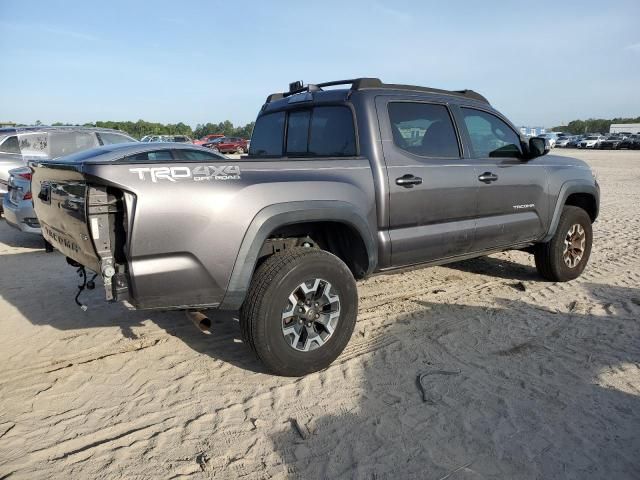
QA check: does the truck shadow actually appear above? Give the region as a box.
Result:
[0,246,267,373]
[266,282,640,479]
[446,254,541,282]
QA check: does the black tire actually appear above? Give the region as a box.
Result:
[240,248,358,376]
[534,206,592,282]
[236,146,245,154]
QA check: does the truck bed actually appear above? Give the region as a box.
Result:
[30,143,376,310]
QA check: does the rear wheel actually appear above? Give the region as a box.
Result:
[240,248,357,376]
[236,146,245,154]
[534,206,592,281]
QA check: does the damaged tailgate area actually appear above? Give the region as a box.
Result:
[32,163,131,303]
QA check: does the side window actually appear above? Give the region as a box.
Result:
[249,111,285,156]
[18,133,48,156]
[286,110,311,155]
[0,136,21,154]
[128,150,173,162]
[98,132,135,145]
[461,108,522,158]
[308,106,356,156]
[388,102,459,158]
[49,132,99,158]
[172,149,225,161]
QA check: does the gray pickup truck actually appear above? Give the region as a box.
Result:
[31,78,599,376]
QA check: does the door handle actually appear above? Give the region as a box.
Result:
[396,174,423,188]
[478,172,498,183]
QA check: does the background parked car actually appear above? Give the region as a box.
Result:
[538,133,559,148]
[598,135,623,150]
[140,135,192,143]
[202,136,249,154]
[170,135,193,143]
[140,135,170,142]
[564,136,584,148]
[1,127,135,234]
[577,135,606,149]
[618,134,640,149]
[194,134,225,145]
[555,136,577,147]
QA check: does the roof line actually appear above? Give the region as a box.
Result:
[266,78,489,104]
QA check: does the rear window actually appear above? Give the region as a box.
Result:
[127,150,173,162]
[49,132,99,158]
[0,136,20,154]
[98,132,136,145]
[308,106,356,156]
[172,149,225,161]
[249,112,285,156]
[250,106,357,158]
[286,110,310,155]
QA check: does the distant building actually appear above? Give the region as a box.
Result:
[609,123,640,134]
[519,126,546,137]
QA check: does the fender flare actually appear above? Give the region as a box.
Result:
[219,201,377,310]
[541,180,599,242]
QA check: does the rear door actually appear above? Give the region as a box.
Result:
[456,107,548,251]
[376,97,477,266]
[218,138,232,152]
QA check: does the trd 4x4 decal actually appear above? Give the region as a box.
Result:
[129,165,241,182]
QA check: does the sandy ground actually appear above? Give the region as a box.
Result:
[0,149,639,479]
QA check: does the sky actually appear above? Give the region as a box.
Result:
[1,0,639,128]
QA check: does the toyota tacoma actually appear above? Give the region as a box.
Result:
[31,78,599,376]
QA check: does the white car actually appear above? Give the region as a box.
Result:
[578,136,605,149]
[538,133,559,148]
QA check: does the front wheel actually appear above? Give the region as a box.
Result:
[534,206,592,281]
[240,248,358,376]
[236,146,245,154]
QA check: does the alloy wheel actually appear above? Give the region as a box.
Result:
[281,278,340,352]
[563,223,586,268]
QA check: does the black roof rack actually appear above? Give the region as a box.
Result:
[265,78,489,104]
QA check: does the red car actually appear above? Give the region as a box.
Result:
[203,136,249,154]
[194,133,225,145]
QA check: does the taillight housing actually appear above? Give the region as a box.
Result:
[17,172,32,181]
[23,192,32,200]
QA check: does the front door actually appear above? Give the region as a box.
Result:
[456,107,549,251]
[377,97,478,267]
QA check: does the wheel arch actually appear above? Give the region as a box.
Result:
[220,201,377,310]
[542,181,599,243]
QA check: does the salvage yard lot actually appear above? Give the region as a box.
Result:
[0,149,639,479]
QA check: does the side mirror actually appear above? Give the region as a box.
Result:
[528,137,550,159]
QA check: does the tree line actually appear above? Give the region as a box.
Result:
[552,116,640,135]
[18,114,639,139]
[22,119,256,140]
